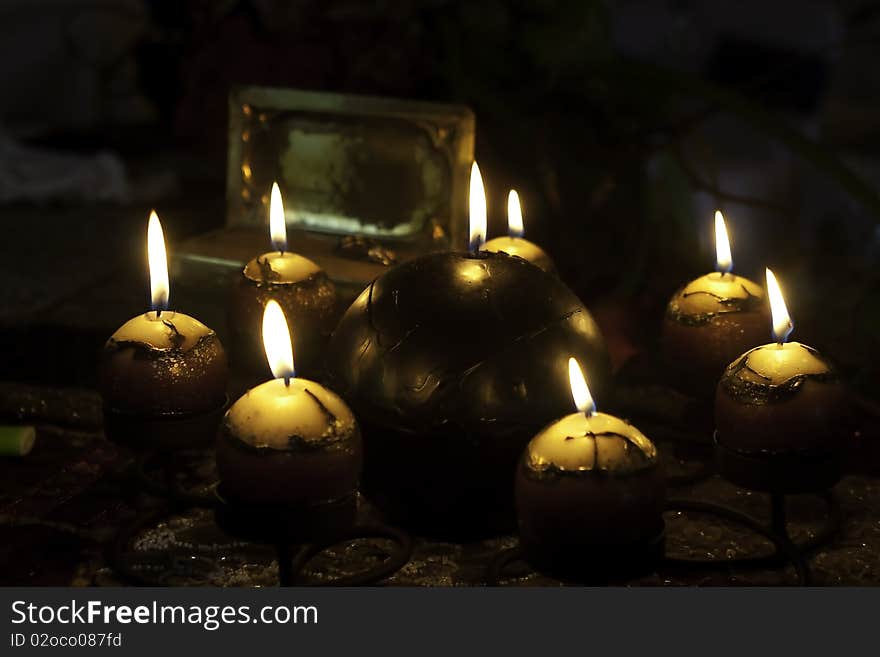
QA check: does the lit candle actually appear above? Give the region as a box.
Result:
[326,162,610,537]
[715,268,847,455]
[228,182,337,378]
[217,300,361,509]
[515,358,666,577]
[99,212,228,447]
[662,211,769,394]
[482,189,556,272]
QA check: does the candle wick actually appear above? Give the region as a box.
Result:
[156,308,162,318]
[284,376,291,387]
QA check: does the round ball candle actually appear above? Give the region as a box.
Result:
[99,213,228,442]
[715,268,847,454]
[662,211,769,394]
[325,163,611,538]
[228,182,336,378]
[482,190,556,273]
[516,358,665,575]
[217,300,361,508]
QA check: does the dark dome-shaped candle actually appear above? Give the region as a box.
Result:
[101,311,227,414]
[715,268,848,492]
[99,212,228,448]
[218,301,361,508]
[662,211,768,394]
[325,163,610,538]
[228,183,337,378]
[516,358,665,579]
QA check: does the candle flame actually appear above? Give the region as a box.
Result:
[262,300,296,380]
[568,357,596,415]
[147,210,169,311]
[508,189,524,238]
[269,181,288,252]
[714,210,732,274]
[469,161,487,253]
[766,267,793,343]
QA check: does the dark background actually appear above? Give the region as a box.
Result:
[2,0,880,588]
[1,0,878,392]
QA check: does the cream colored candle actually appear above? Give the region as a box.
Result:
[516,358,665,570]
[99,211,227,418]
[526,412,656,473]
[482,189,555,272]
[732,341,830,386]
[672,272,763,317]
[715,268,846,454]
[218,300,361,507]
[229,182,336,378]
[109,311,213,351]
[225,377,355,449]
[662,211,767,393]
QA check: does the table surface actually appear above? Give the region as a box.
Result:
[0,381,879,587]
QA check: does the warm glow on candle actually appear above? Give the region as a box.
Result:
[262,300,295,380]
[766,267,793,343]
[147,210,169,311]
[507,189,524,238]
[568,357,596,415]
[469,161,487,253]
[269,181,288,253]
[714,210,732,274]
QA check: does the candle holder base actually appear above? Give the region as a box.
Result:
[508,523,666,584]
[714,431,843,494]
[213,485,358,545]
[103,397,228,452]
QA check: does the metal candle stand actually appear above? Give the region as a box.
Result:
[487,427,844,586]
[110,448,413,587]
[103,396,229,452]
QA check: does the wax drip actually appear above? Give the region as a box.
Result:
[720,343,838,405]
[304,388,338,426]
[109,332,215,358]
[256,256,280,283]
[667,282,763,327]
[537,430,657,477]
[161,320,185,350]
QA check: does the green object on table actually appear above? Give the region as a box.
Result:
[0,425,36,456]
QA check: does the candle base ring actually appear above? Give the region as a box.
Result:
[287,523,413,586]
[714,431,844,494]
[103,396,229,451]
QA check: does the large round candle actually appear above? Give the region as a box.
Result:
[228,182,336,378]
[715,268,847,452]
[482,190,556,273]
[217,301,361,508]
[99,212,227,422]
[516,358,665,574]
[325,162,610,538]
[663,211,768,394]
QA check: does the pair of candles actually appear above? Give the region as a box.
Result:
[99,204,362,511]
[662,211,845,449]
